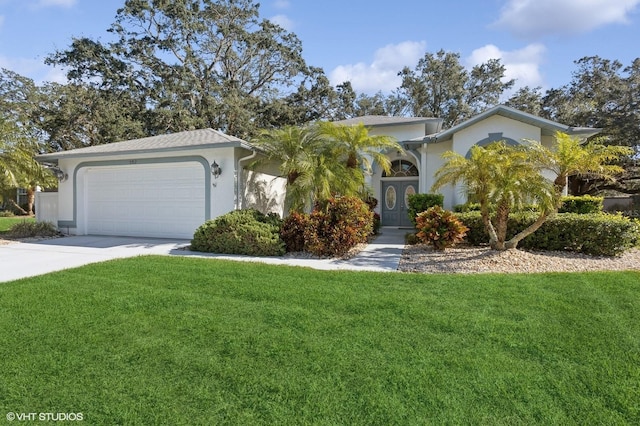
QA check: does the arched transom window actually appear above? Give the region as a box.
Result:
[383,160,419,177]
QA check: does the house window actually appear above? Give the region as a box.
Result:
[383,160,419,177]
[404,185,416,209]
[16,188,28,206]
[385,186,396,210]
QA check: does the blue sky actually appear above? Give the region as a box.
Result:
[1,0,639,96]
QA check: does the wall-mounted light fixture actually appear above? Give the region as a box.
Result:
[211,161,222,179]
[49,166,68,182]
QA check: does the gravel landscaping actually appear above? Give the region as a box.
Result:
[399,243,640,274]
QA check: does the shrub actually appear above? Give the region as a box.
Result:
[559,195,603,214]
[407,193,444,226]
[280,212,309,253]
[191,209,285,256]
[454,203,481,213]
[304,196,373,257]
[0,210,15,217]
[415,206,468,250]
[457,211,639,256]
[7,221,59,238]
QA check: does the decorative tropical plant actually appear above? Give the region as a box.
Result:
[415,206,468,250]
[432,132,633,251]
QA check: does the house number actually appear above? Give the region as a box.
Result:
[129,160,137,164]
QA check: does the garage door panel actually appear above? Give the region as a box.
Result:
[85,163,206,238]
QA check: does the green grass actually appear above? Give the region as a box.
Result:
[0,216,35,233]
[1,257,638,425]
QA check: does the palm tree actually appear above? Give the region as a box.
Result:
[318,121,402,176]
[253,122,403,214]
[252,125,322,213]
[536,131,633,201]
[432,133,633,251]
[432,142,555,250]
[0,118,56,214]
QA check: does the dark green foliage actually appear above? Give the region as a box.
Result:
[364,196,381,235]
[191,209,285,256]
[280,212,309,252]
[457,211,640,256]
[7,221,59,238]
[415,206,469,250]
[454,202,481,213]
[559,195,604,214]
[407,193,444,226]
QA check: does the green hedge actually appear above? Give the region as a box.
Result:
[559,195,603,214]
[407,193,444,225]
[456,211,640,256]
[191,209,285,256]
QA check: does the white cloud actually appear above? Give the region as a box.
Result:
[330,40,427,93]
[0,55,67,84]
[467,43,547,90]
[270,14,294,31]
[33,0,77,8]
[274,0,290,9]
[494,0,640,38]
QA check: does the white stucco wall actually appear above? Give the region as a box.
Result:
[54,146,274,235]
[367,123,429,213]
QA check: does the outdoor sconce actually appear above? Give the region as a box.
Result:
[50,166,68,182]
[211,161,222,179]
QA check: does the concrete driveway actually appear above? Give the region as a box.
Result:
[0,228,406,283]
[0,236,189,283]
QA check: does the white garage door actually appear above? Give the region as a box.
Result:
[85,162,206,238]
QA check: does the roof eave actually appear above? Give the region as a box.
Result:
[35,141,258,162]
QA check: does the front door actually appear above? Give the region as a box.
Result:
[381,180,418,227]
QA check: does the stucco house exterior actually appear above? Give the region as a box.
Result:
[36,104,600,237]
[35,129,285,239]
[337,105,601,227]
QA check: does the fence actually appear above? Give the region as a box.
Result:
[35,192,58,226]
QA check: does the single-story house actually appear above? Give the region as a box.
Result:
[35,129,285,239]
[36,105,600,237]
[336,105,600,227]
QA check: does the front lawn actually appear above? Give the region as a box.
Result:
[0,216,35,233]
[1,257,638,424]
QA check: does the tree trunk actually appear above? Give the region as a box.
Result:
[505,211,552,250]
[494,202,510,249]
[480,206,502,250]
[9,199,29,216]
[27,186,35,215]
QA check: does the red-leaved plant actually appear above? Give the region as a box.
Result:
[415,206,469,251]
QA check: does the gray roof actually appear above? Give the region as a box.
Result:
[407,105,601,144]
[333,115,441,128]
[36,128,256,161]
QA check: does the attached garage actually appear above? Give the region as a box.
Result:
[35,128,285,240]
[84,162,206,239]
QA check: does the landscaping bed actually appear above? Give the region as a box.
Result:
[400,244,640,274]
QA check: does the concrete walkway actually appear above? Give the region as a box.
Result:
[0,228,408,283]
